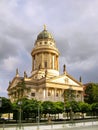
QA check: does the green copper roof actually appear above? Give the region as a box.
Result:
[37,26,54,40]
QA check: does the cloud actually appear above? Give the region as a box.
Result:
[2,56,20,71]
[0,0,98,97]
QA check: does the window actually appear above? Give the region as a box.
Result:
[48,89,51,96]
[31,93,35,97]
[48,91,51,96]
[56,92,59,97]
[44,61,47,68]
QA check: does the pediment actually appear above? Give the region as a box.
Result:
[48,73,81,86]
[8,77,22,90]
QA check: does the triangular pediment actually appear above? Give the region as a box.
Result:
[7,77,22,90]
[47,72,81,86]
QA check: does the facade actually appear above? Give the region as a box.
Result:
[7,26,84,103]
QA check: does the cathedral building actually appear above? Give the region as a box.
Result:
[7,26,84,103]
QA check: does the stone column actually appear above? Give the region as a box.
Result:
[41,53,44,68]
[52,55,54,69]
[49,53,51,69]
[57,56,59,70]
[43,88,46,99]
[54,88,56,100]
[45,88,48,99]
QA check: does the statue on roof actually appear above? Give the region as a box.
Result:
[16,68,19,77]
[63,64,66,73]
[44,24,47,30]
[24,71,27,78]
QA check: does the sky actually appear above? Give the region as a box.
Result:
[0,0,98,97]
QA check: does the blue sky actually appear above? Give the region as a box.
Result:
[0,0,98,97]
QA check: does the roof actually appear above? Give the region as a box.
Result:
[37,25,54,40]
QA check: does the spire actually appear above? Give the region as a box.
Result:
[44,24,47,30]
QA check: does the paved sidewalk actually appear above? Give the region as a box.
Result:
[0,121,98,130]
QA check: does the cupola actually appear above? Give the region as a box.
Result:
[37,25,54,41]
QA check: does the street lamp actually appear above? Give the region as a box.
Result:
[16,100,23,130]
[48,107,51,122]
[69,86,73,122]
[37,104,40,130]
[48,106,53,129]
[69,106,73,122]
[63,107,66,127]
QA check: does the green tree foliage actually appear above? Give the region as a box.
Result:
[91,102,98,116]
[0,97,12,114]
[65,100,80,119]
[71,101,80,113]
[84,83,98,104]
[54,101,64,114]
[2,94,98,121]
[42,101,56,114]
[63,88,76,108]
[78,102,90,118]
[12,98,40,120]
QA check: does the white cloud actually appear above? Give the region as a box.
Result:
[0,0,98,97]
[2,56,20,72]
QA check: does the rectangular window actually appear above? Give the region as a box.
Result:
[56,92,59,97]
[31,93,35,96]
[44,61,47,68]
[48,91,51,96]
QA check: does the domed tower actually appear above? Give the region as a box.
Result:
[31,25,60,78]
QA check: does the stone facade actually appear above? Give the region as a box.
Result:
[7,26,84,103]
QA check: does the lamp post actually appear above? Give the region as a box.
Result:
[48,106,53,129]
[16,100,23,130]
[69,86,73,122]
[48,107,51,123]
[63,107,66,127]
[37,104,40,130]
[69,106,73,122]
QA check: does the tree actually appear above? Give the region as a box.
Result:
[63,89,76,102]
[84,83,98,104]
[54,101,64,119]
[71,101,80,113]
[0,97,12,120]
[64,101,80,120]
[78,102,90,118]
[0,97,12,114]
[91,103,98,117]
[12,98,39,121]
[22,98,39,120]
[42,101,56,115]
[16,79,26,99]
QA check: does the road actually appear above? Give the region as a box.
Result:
[57,125,98,130]
[0,121,98,130]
